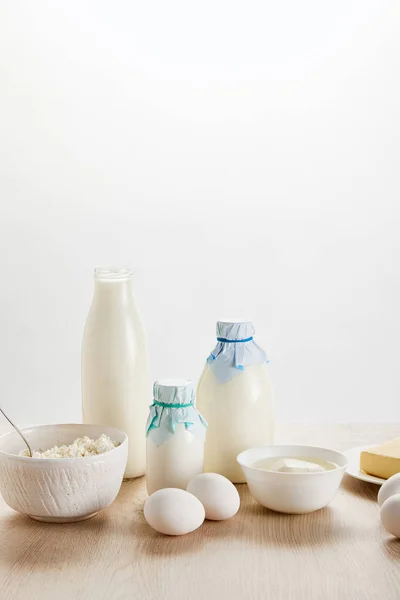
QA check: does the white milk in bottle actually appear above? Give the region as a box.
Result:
[146,379,207,495]
[196,319,274,483]
[82,267,150,478]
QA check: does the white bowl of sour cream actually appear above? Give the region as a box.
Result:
[0,423,128,523]
[237,444,348,514]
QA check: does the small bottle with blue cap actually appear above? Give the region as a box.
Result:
[146,379,207,495]
[196,319,274,483]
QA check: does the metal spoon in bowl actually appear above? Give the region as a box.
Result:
[0,407,32,457]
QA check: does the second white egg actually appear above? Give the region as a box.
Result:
[380,493,400,538]
[378,473,400,507]
[187,473,240,520]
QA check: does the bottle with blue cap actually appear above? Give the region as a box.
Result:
[146,379,207,495]
[196,319,274,483]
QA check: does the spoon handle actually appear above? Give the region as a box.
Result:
[0,407,32,457]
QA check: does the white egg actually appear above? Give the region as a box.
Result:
[144,488,205,536]
[380,494,400,538]
[378,473,400,507]
[187,473,240,521]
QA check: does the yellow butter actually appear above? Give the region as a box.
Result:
[360,438,400,479]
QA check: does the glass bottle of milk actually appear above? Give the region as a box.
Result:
[196,319,274,483]
[82,267,151,478]
[146,379,207,495]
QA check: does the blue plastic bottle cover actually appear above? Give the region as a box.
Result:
[206,320,269,384]
[146,379,207,446]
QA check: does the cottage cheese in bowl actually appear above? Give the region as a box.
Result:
[19,433,119,458]
[0,423,128,522]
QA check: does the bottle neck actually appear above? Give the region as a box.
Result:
[92,267,135,308]
[93,279,135,308]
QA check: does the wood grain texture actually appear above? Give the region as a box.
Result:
[0,424,399,600]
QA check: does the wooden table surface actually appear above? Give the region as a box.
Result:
[0,424,399,600]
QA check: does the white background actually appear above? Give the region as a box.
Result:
[0,1,399,429]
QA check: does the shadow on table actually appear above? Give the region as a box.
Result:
[140,527,208,557]
[206,506,352,549]
[341,473,378,502]
[383,536,400,560]
[0,503,205,568]
[0,510,113,569]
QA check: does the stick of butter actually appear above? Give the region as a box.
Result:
[360,438,400,479]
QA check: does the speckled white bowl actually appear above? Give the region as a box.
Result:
[0,423,128,523]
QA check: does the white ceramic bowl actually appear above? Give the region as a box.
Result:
[0,423,128,523]
[237,444,348,514]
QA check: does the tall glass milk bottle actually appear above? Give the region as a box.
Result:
[146,379,207,495]
[196,319,274,483]
[82,267,150,478]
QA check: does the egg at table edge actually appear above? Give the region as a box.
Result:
[378,473,400,507]
[144,488,205,536]
[380,493,400,538]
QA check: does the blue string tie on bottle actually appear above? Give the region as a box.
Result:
[216,337,254,343]
[146,381,207,446]
[207,321,269,384]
